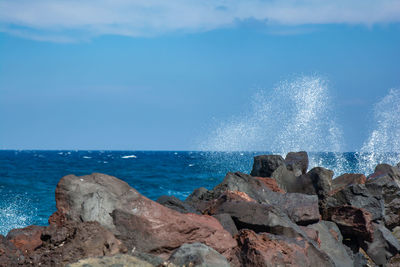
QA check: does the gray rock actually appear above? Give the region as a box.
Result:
[212,214,238,236]
[67,254,160,267]
[168,243,230,267]
[157,195,199,214]
[361,222,400,266]
[250,155,285,177]
[307,167,333,199]
[271,165,298,192]
[285,151,309,176]
[308,221,354,267]
[366,173,400,230]
[329,184,385,221]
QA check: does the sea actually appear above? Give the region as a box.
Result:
[1,150,399,236]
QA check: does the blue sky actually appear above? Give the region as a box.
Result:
[1,1,400,151]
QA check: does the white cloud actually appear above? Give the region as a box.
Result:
[0,0,400,42]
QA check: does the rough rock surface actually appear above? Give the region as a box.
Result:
[6,225,44,255]
[366,170,400,230]
[361,222,400,266]
[255,177,285,193]
[168,243,230,267]
[156,195,199,214]
[53,173,237,259]
[331,173,366,195]
[0,235,23,267]
[24,221,126,266]
[250,155,286,177]
[285,151,309,176]
[328,184,385,221]
[212,213,239,236]
[308,221,354,267]
[326,206,373,242]
[236,229,334,267]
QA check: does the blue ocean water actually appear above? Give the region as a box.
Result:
[0,150,382,236]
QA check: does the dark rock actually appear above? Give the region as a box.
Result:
[168,243,230,267]
[0,235,23,267]
[212,213,239,236]
[366,172,400,230]
[255,177,285,193]
[389,253,400,267]
[53,173,237,259]
[308,221,354,267]
[156,195,199,214]
[326,206,373,242]
[250,155,285,177]
[285,151,309,176]
[271,165,298,192]
[328,184,385,221]
[25,221,126,266]
[236,229,334,267]
[331,173,366,195]
[6,225,44,255]
[361,222,400,266]
[307,167,333,199]
[184,187,214,213]
[372,164,400,181]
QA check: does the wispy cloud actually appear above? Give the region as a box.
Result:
[1,0,400,42]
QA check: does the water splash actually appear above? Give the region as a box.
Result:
[199,75,347,175]
[356,89,400,175]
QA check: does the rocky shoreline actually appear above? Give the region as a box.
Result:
[1,151,400,266]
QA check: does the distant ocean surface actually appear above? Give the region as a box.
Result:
[3,150,396,236]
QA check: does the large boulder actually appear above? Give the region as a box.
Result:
[24,221,126,266]
[366,170,400,230]
[6,225,44,255]
[307,167,333,199]
[328,184,385,221]
[271,165,299,192]
[361,222,400,266]
[236,229,334,267]
[212,213,239,236]
[168,243,230,267]
[285,151,309,176]
[331,173,366,195]
[326,206,374,242]
[308,221,354,267]
[52,173,237,259]
[250,155,286,177]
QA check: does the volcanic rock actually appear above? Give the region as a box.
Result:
[361,222,400,266]
[0,235,23,267]
[326,206,373,242]
[67,254,166,267]
[271,165,298,192]
[168,243,230,267]
[285,151,309,176]
[366,171,400,230]
[6,225,44,255]
[255,177,285,193]
[250,155,286,177]
[24,221,126,266]
[156,195,199,214]
[328,184,385,221]
[331,173,366,195]
[308,221,354,267]
[52,173,237,259]
[236,229,334,267]
[307,167,333,199]
[212,213,239,236]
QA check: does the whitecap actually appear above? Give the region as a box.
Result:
[121,155,137,159]
[188,164,195,167]
[83,156,91,159]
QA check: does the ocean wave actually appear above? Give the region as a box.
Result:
[121,155,137,159]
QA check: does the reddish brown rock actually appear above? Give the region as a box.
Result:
[255,177,285,193]
[23,221,126,266]
[326,206,373,242]
[236,229,334,267]
[330,173,366,195]
[6,225,44,254]
[52,173,237,260]
[0,235,23,267]
[299,226,320,246]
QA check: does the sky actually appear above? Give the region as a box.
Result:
[1,0,400,151]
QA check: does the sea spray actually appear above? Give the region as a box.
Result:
[356,88,400,175]
[199,75,347,175]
